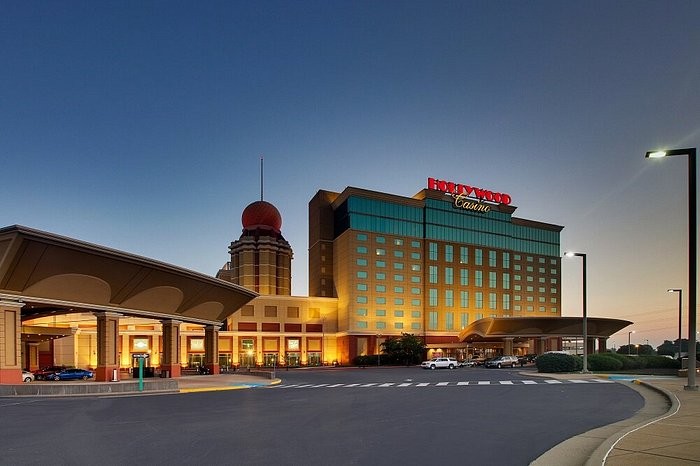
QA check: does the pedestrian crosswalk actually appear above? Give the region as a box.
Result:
[268,379,614,389]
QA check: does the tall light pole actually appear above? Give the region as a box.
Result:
[564,251,588,373]
[647,148,697,391]
[628,330,635,355]
[668,288,683,360]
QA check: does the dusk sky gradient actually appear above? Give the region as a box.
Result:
[2,1,699,348]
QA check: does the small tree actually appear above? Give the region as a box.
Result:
[382,333,427,366]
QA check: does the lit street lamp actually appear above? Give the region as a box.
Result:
[646,147,697,391]
[564,251,588,373]
[668,288,683,360]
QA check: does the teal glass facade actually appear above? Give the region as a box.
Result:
[335,194,560,257]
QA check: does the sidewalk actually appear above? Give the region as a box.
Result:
[603,377,700,465]
[532,373,700,466]
[176,373,281,393]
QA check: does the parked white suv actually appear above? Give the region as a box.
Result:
[420,357,459,370]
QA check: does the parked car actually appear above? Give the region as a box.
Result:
[22,370,35,383]
[484,355,519,368]
[459,359,476,367]
[421,357,459,370]
[46,368,94,381]
[33,365,73,380]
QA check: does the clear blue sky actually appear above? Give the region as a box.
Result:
[2,1,699,348]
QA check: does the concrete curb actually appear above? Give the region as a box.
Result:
[586,380,679,465]
[529,374,676,466]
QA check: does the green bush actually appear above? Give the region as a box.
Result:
[587,354,624,371]
[597,353,680,370]
[536,353,582,373]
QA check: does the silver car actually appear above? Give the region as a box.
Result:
[420,357,459,370]
[484,355,519,368]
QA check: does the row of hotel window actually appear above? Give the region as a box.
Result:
[357,270,557,288]
[356,291,557,309]
[356,234,559,267]
[353,308,558,331]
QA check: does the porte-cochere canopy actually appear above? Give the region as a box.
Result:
[458,316,632,343]
[0,225,258,325]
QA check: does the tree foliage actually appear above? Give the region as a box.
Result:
[381,333,427,366]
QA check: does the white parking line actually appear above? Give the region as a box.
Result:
[499,381,514,385]
[398,383,413,387]
[378,383,395,387]
[544,380,562,384]
[436,382,450,386]
[521,380,537,385]
[416,383,430,387]
[360,383,378,387]
[478,381,490,385]
[457,381,470,386]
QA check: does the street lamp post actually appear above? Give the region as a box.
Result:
[628,330,635,355]
[646,148,697,391]
[668,288,683,360]
[564,251,588,373]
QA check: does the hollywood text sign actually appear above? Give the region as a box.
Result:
[427,177,512,213]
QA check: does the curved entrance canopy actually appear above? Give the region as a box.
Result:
[458,317,632,343]
[0,225,257,324]
[0,225,259,383]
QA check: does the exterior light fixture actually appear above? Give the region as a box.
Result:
[646,147,697,391]
[563,251,588,373]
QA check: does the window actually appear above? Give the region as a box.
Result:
[394,322,404,329]
[394,274,404,282]
[357,271,368,279]
[429,289,438,306]
[394,239,404,246]
[514,264,521,271]
[411,276,421,283]
[489,271,497,288]
[376,236,386,243]
[357,246,367,254]
[356,309,367,316]
[241,305,254,317]
[376,272,385,280]
[357,283,367,291]
[489,293,497,310]
[357,258,367,266]
[394,298,404,305]
[539,257,545,263]
[428,311,438,330]
[503,294,511,310]
[411,322,421,330]
[357,296,367,304]
[376,322,386,330]
[502,252,510,268]
[411,287,421,295]
[393,262,404,270]
[411,310,421,318]
[357,321,368,329]
[411,264,421,272]
[376,260,386,268]
[460,269,469,286]
[550,269,558,275]
[460,290,469,308]
[411,240,421,248]
[460,312,469,329]
[445,290,454,307]
[411,299,421,306]
[475,270,483,287]
[357,233,367,241]
[503,273,510,290]
[241,338,254,350]
[375,309,386,316]
[445,245,454,262]
[475,249,483,265]
[445,267,454,285]
[394,250,404,258]
[287,307,299,318]
[394,287,404,293]
[446,312,454,330]
[375,297,386,304]
[411,252,421,260]
[376,248,386,256]
[394,310,404,317]
[264,306,277,317]
[489,250,497,267]
[460,246,468,264]
[429,242,438,260]
[475,292,483,309]
[429,265,438,284]
[375,284,386,292]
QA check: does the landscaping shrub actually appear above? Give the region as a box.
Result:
[587,353,623,371]
[536,353,582,373]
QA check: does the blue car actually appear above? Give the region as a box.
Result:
[47,368,94,381]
